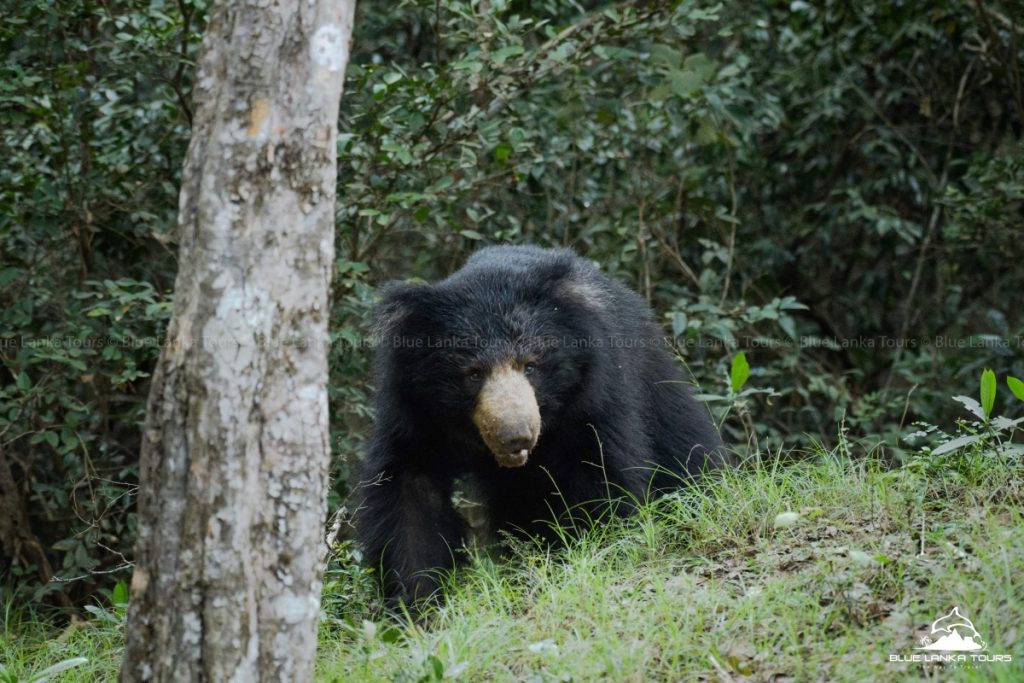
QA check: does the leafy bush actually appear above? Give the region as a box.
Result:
[1,0,191,607]
[2,0,1021,610]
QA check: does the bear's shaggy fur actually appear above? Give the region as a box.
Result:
[356,246,726,604]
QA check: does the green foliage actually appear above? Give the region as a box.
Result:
[1,0,193,607]
[1,276,172,605]
[729,351,749,393]
[318,449,1024,680]
[2,0,1022,612]
[319,539,381,626]
[1008,376,1024,403]
[905,369,1024,484]
[110,580,128,608]
[5,444,1021,680]
[337,0,1024,447]
[980,367,997,419]
[0,657,89,683]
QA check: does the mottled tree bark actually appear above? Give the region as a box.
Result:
[120,1,355,680]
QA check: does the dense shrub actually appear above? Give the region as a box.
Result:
[1,0,1021,610]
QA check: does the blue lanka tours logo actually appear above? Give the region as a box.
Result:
[889,607,1013,665]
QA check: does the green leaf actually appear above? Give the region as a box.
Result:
[460,230,484,241]
[0,267,19,288]
[381,142,413,165]
[16,371,31,392]
[693,117,717,145]
[61,431,79,451]
[26,657,88,681]
[494,142,512,163]
[427,654,444,680]
[112,580,129,606]
[730,352,750,393]
[980,368,996,418]
[671,312,688,338]
[430,175,454,191]
[649,43,681,69]
[44,431,60,448]
[490,45,524,66]
[452,59,484,73]
[931,434,981,456]
[951,395,984,421]
[993,416,1024,430]
[683,52,717,80]
[718,63,741,79]
[669,69,704,97]
[778,314,796,340]
[1007,376,1024,402]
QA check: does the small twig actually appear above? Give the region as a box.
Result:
[898,384,918,431]
[883,108,958,394]
[320,505,348,571]
[970,0,1024,35]
[849,81,938,187]
[651,223,700,287]
[719,154,739,306]
[952,58,976,130]
[51,563,134,583]
[587,423,612,503]
[173,0,194,126]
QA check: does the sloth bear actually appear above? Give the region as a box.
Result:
[357,245,726,605]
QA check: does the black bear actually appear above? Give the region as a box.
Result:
[356,245,726,605]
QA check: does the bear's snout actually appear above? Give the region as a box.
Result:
[472,364,541,468]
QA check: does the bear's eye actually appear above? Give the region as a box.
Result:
[467,369,483,383]
[523,363,537,376]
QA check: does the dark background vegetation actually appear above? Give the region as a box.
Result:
[2,0,1021,613]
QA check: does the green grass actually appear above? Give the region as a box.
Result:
[4,448,1022,682]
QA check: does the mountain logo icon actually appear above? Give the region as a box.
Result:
[916,607,987,651]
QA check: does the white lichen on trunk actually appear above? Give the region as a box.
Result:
[120,1,356,681]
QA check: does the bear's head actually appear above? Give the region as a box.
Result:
[374,255,602,468]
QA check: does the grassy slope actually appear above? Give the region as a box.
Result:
[316,450,1023,682]
[4,449,1022,682]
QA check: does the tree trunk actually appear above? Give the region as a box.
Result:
[120,1,355,680]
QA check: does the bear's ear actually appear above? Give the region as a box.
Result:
[530,252,610,313]
[373,281,433,340]
[556,277,610,312]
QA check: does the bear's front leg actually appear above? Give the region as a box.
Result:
[356,465,468,607]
